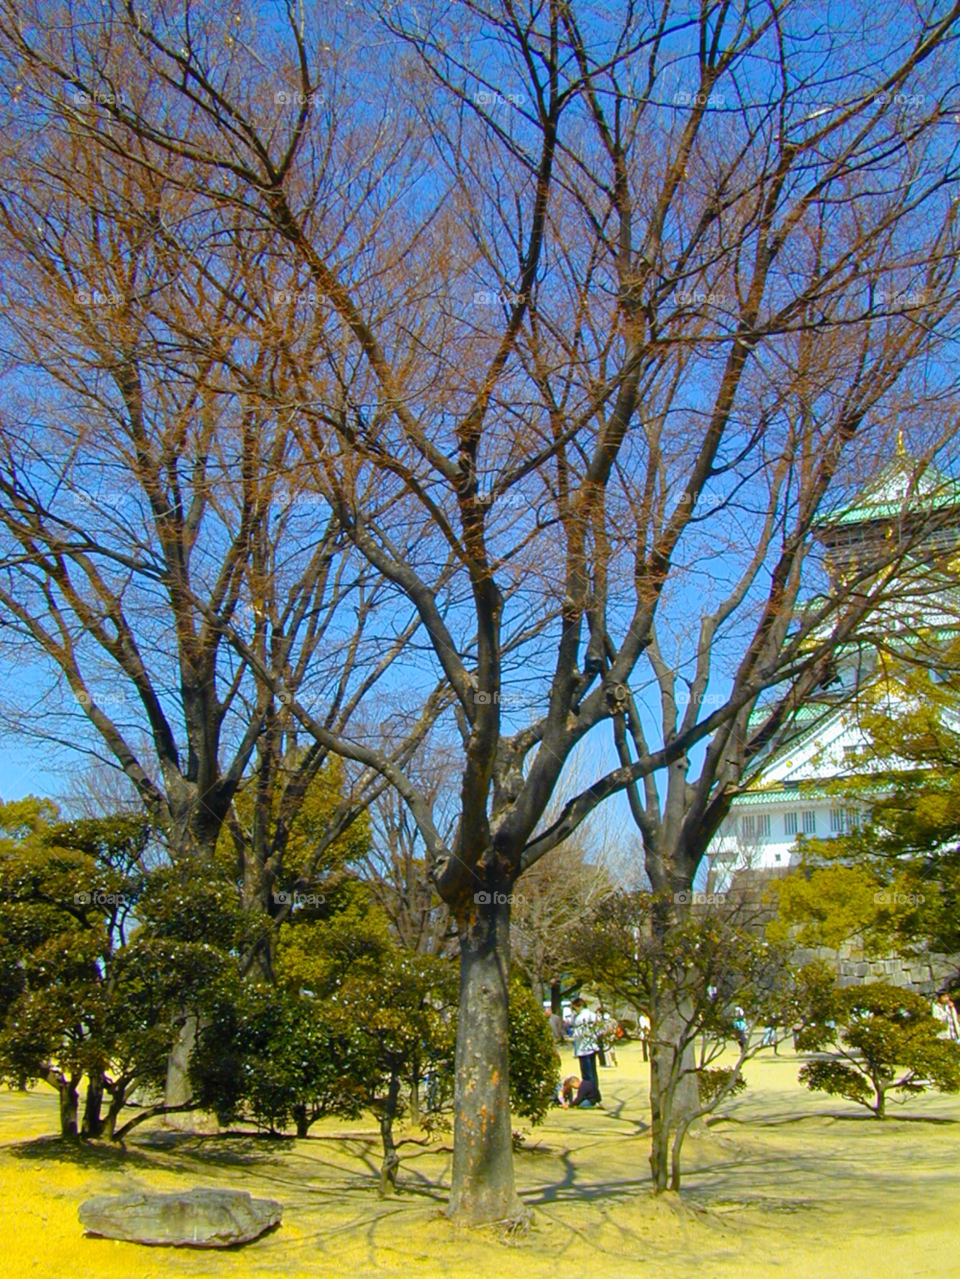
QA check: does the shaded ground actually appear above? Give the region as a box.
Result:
[3,1042,958,1278]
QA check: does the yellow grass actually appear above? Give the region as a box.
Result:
[2,1042,958,1278]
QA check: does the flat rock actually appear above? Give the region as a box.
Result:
[79,1187,282,1247]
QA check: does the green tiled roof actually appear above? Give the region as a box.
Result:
[729,780,890,808]
[816,456,960,530]
[747,703,826,728]
[730,786,834,807]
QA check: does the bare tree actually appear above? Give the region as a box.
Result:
[0,74,416,990]
[360,746,460,956]
[510,817,620,1009]
[1,0,959,1224]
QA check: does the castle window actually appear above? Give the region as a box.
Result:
[830,808,861,834]
[741,813,770,839]
[784,812,799,836]
[802,810,817,834]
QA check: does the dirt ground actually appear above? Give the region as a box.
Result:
[3,1042,959,1279]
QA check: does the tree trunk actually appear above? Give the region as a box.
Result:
[648,1045,672,1192]
[649,995,700,1192]
[550,980,562,1017]
[670,1115,693,1192]
[447,894,524,1225]
[81,1074,104,1138]
[57,1076,80,1139]
[379,1072,402,1195]
[294,1104,310,1138]
[164,1013,197,1123]
[101,1084,128,1141]
[658,1003,701,1119]
[111,1100,199,1143]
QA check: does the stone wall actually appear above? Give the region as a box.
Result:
[717,866,960,996]
[792,942,959,995]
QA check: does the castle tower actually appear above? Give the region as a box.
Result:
[707,448,960,889]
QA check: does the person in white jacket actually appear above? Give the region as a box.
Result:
[570,997,601,1101]
[932,991,960,1040]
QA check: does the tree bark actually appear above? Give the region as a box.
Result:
[56,1076,80,1139]
[81,1074,104,1138]
[550,981,562,1017]
[164,1014,197,1123]
[659,1003,701,1119]
[409,1068,420,1126]
[294,1104,310,1139]
[648,1041,672,1192]
[649,996,700,1192]
[379,1072,402,1195]
[447,894,524,1225]
[101,1083,128,1141]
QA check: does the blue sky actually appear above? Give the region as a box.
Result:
[0,0,958,891]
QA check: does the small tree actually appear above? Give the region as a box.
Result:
[325,952,459,1193]
[276,904,460,1192]
[0,799,148,1136]
[796,984,960,1118]
[189,980,366,1140]
[773,640,960,969]
[571,889,795,1191]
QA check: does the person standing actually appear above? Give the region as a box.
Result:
[638,1011,651,1062]
[601,1013,619,1068]
[733,1006,749,1053]
[638,1011,652,1062]
[571,996,601,1099]
[932,991,960,1040]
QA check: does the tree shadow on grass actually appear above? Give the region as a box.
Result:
[710,1109,960,1127]
[521,1146,650,1208]
[8,1133,165,1171]
[7,1129,293,1178]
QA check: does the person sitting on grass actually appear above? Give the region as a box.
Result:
[559,1074,601,1108]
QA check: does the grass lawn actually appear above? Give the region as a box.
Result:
[2,1041,958,1278]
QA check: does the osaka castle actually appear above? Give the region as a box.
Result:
[707,443,960,893]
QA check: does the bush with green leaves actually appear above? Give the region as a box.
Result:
[191,912,560,1191]
[0,801,143,1136]
[0,799,235,1139]
[276,909,460,1189]
[189,977,367,1137]
[796,983,960,1117]
[508,977,561,1127]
